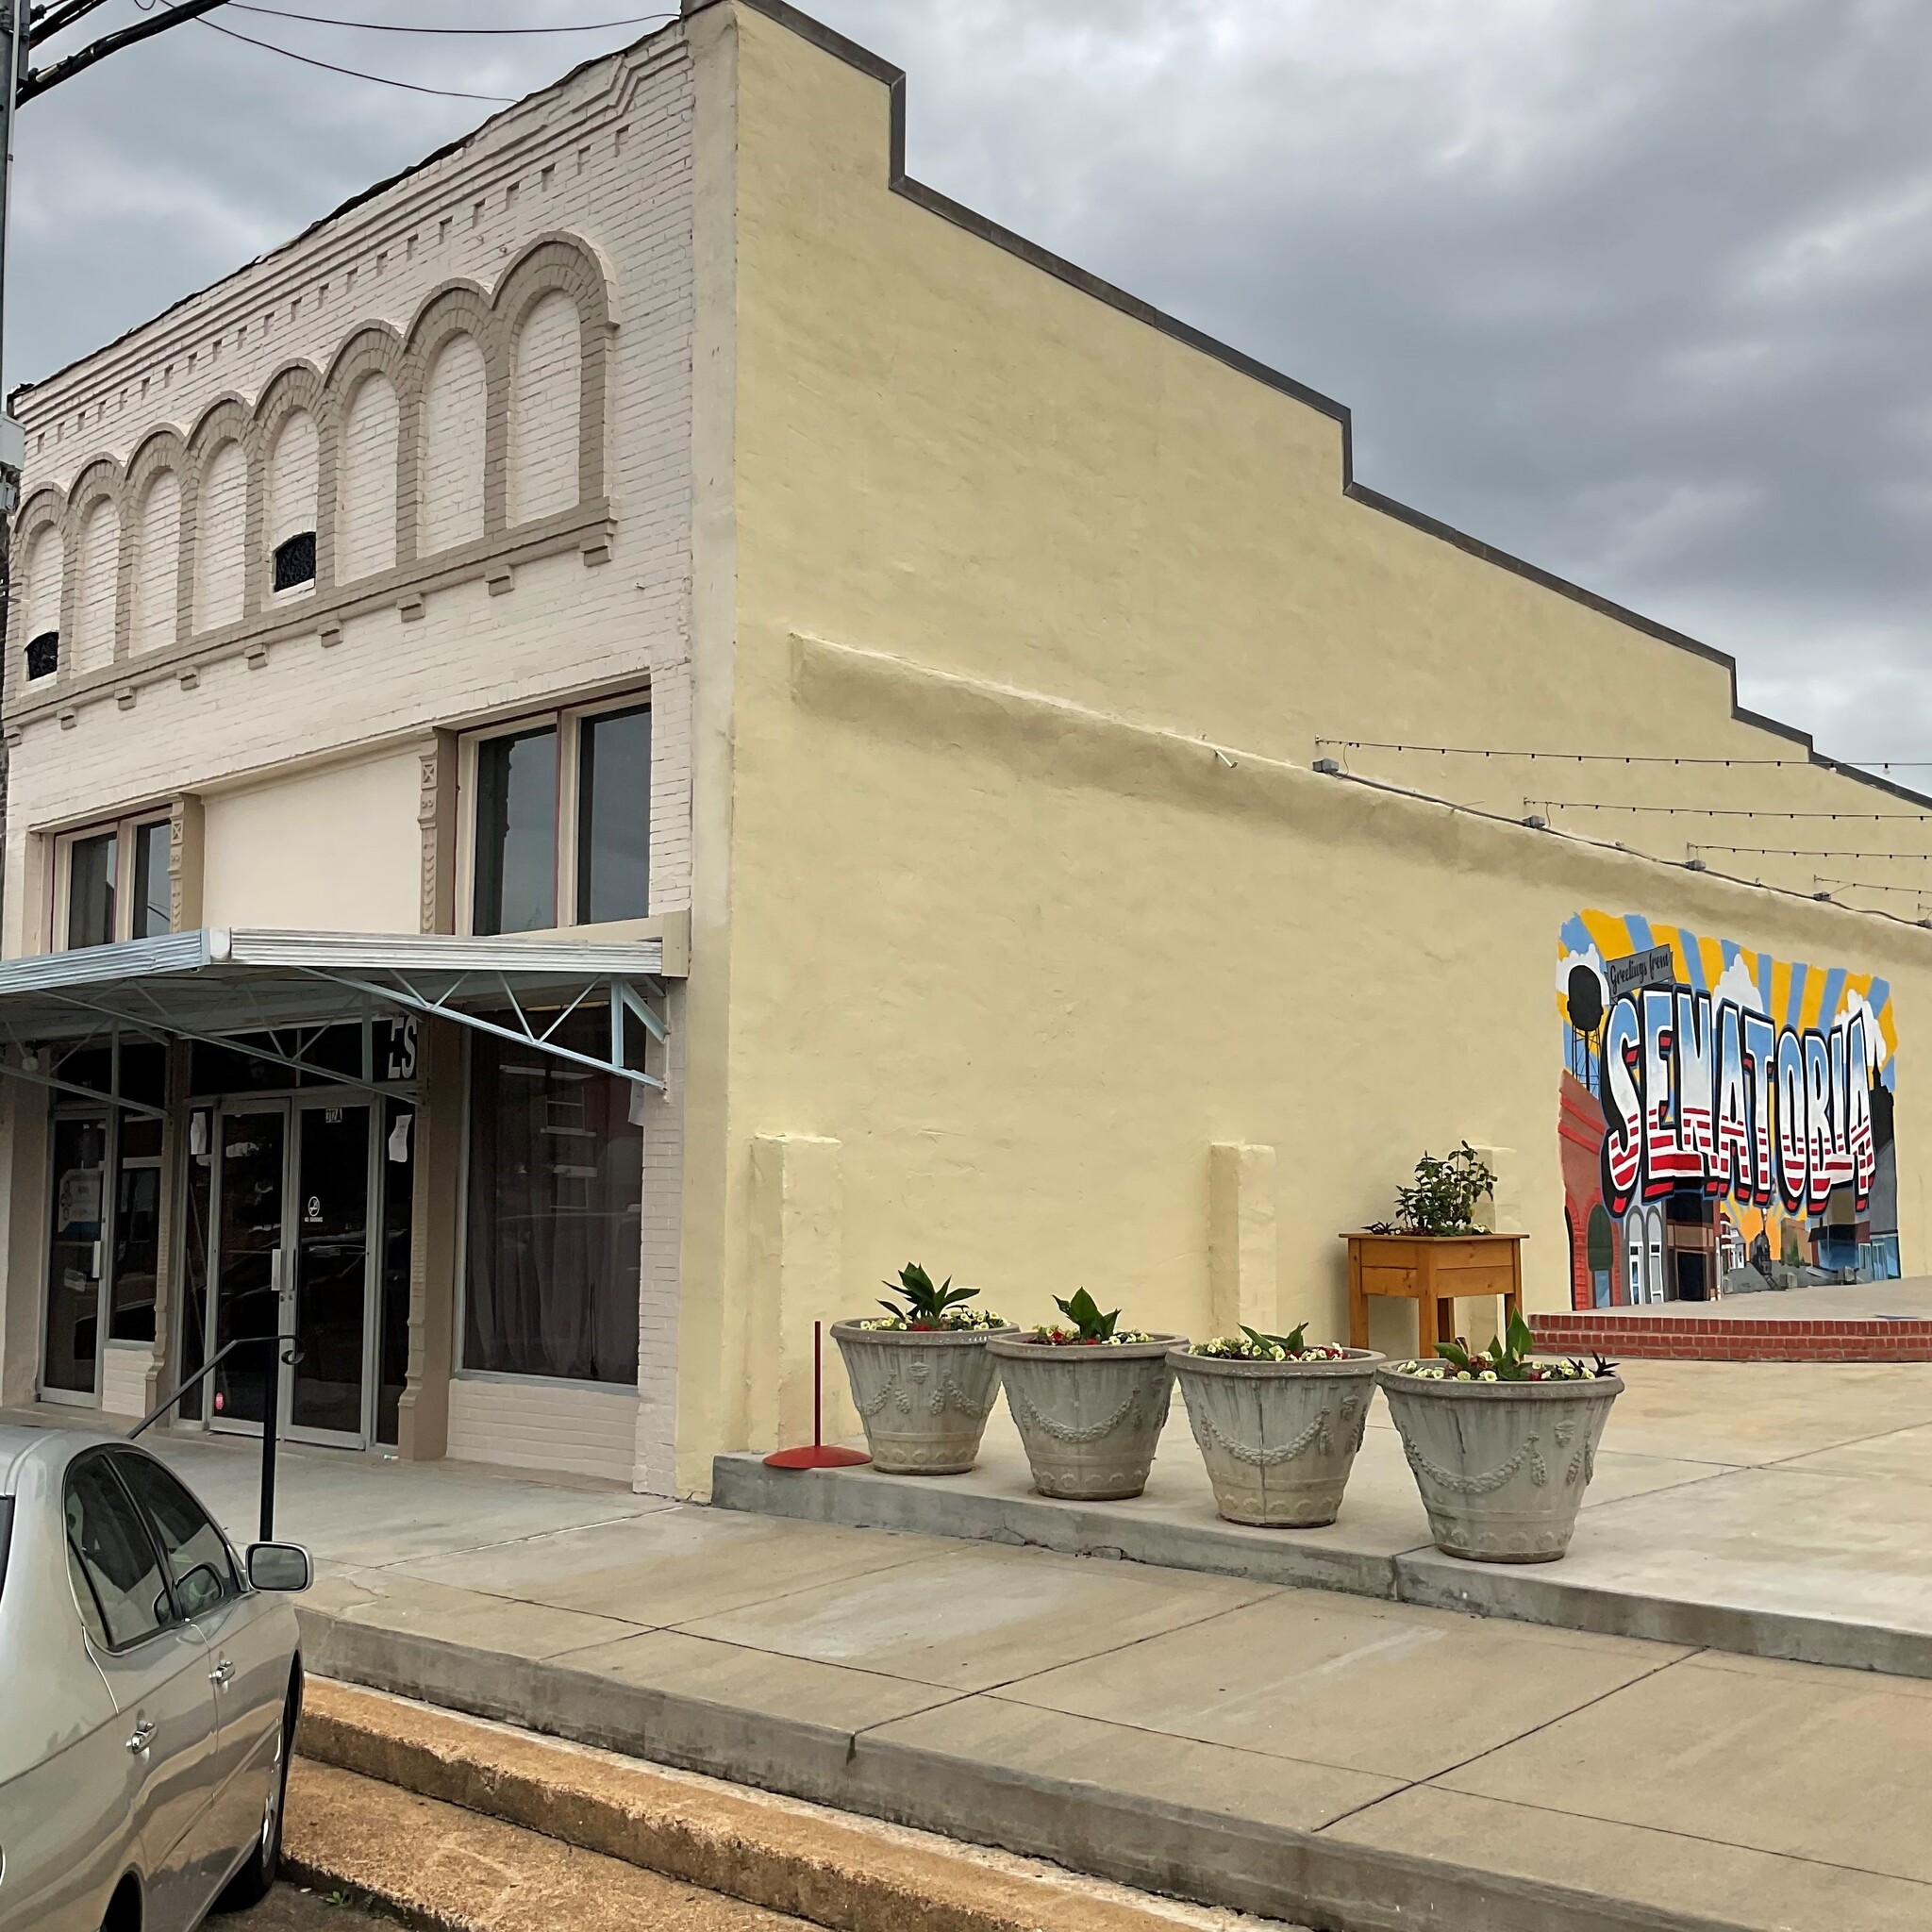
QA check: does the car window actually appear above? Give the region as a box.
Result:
[66,1536,110,1649]
[0,1496,12,1605]
[111,1453,239,1620]
[65,1457,171,1648]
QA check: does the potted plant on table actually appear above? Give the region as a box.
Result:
[1378,1312,1623,1562]
[1171,1324,1383,1527]
[989,1291,1185,1501]
[832,1264,1016,1475]
[1343,1143,1525,1353]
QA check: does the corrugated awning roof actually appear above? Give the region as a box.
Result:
[0,928,668,1114]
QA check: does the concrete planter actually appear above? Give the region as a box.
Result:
[1377,1366,1624,1562]
[1171,1346,1384,1527]
[988,1334,1185,1501]
[831,1322,1019,1475]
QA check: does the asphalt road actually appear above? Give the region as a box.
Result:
[230,1884,402,1928]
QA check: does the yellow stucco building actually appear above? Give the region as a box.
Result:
[3,0,1924,1496]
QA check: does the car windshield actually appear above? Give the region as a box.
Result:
[0,1496,13,1605]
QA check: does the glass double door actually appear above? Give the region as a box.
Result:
[206,1100,376,1445]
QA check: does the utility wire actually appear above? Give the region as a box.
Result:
[227,3,675,32]
[1319,738,1932,769]
[199,14,516,97]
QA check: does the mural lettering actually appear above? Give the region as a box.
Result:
[1558,911,1900,1309]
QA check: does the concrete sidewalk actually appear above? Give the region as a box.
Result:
[104,1419,1932,1932]
[721,1357,1932,1676]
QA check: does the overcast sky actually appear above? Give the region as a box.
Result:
[10,0,1931,764]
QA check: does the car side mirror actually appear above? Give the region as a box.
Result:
[246,1541,311,1592]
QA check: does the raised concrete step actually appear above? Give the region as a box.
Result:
[294,1635,1748,1932]
[292,1678,1299,1932]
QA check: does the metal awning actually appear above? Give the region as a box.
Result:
[0,927,668,1114]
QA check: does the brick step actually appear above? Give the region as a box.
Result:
[1532,1311,1932,1361]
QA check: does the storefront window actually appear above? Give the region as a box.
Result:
[462,1006,641,1384]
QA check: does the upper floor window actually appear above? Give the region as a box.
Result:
[25,631,58,680]
[272,530,317,592]
[463,697,649,936]
[58,813,172,950]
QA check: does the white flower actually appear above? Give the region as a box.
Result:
[1478,1370,1498,1381]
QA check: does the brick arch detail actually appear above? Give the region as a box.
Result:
[322,325,407,582]
[401,282,497,558]
[120,429,191,658]
[493,231,614,511]
[248,360,328,607]
[60,457,126,681]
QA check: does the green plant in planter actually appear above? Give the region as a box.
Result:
[1393,1141,1498,1236]
[865,1262,1004,1331]
[1394,1309,1617,1382]
[1027,1288,1156,1346]
[1190,1322,1353,1362]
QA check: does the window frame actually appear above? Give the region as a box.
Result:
[51,809,175,951]
[456,691,650,938]
[62,1446,181,1655]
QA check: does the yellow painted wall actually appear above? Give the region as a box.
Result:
[201,749,423,933]
[673,4,1932,1489]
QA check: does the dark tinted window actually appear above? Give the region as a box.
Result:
[463,1004,641,1384]
[25,630,58,679]
[0,1498,13,1606]
[131,820,172,940]
[67,832,117,950]
[473,726,558,935]
[113,1453,238,1619]
[576,706,651,924]
[65,1457,169,1647]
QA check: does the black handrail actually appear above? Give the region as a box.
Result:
[128,1332,302,1542]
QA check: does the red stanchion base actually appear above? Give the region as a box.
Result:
[762,1444,871,1469]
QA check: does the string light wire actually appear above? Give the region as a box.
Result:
[1528,798,1930,823]
[1319,738,1932,770]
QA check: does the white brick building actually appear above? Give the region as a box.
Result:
[0,20,700,1485]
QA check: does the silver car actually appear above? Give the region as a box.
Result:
[0,1426,310,1932]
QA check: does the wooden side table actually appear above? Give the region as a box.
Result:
[1344,1231,1524,1355]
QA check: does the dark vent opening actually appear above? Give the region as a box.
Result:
[273,530,317,592]
[25,631,58,679]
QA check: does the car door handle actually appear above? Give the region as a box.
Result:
[208,1658,235,1686]
[125,1719,158,1753]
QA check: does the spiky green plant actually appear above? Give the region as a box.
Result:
[877,1262,979,1328]
[1052,1288,1121,1341]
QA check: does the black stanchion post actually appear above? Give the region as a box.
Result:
[259,1335,280,1543]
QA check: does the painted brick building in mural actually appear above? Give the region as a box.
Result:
[5,0,1932,1499]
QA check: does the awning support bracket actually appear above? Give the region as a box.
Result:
[305,969,666,1090]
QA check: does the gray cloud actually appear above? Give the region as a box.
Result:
[10,0,1931,759]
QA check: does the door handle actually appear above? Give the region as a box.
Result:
[208,1658,235,1687]
[125,1718,157,1754]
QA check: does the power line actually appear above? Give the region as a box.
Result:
[1319,737,1932,769]
[200,15,516,98]
[227,3,676,34]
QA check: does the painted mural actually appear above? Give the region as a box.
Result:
[1557,910,1900,1309]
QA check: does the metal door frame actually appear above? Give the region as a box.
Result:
[39,1098,115,1405]
[203,1092,383,1450]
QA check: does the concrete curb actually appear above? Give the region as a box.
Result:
[712,1452,1932,1679]
[296,1617,1755,1932]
